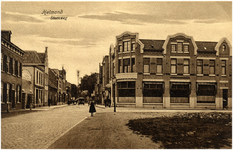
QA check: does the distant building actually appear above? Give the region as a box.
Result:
[48,68,58,105]
[106,31,232,109]
[22,48,48,107]
[1,30,25,111]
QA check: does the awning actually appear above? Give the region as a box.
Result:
[197,82,216,85]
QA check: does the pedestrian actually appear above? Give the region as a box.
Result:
[89,98,96,117]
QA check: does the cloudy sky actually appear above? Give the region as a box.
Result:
[1,1,232,84]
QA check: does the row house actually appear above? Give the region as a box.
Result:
[107,31,231,110]
[50,67,67,104]
[1,30,25,111]
[48,68,58,105]
[22,48,49,107]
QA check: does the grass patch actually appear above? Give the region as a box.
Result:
[126,112,232,149]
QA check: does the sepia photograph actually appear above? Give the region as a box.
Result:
[1,1,232,149]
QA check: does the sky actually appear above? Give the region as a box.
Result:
[1,1,232,84]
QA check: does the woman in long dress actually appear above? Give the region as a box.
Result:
[89,99,96,117]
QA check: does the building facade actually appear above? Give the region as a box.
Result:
[109,32,232,109]
[22,48,49,107]
[1,30,25,111]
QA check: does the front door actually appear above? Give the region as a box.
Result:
[223,89,228,108]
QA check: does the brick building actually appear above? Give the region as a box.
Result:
[48,68,58,105]
[22,48,49,107]
[1,30,25,111]
[108,32,232,109]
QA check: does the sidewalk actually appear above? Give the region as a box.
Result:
[1,104,69,118]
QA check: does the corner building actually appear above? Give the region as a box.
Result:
[110,32,232,109]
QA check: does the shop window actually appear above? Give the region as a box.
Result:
[171,59,177,74]
[118,81,135,97]
[143,82,163,97]
[156,58,162,73]
[209,60,215,74]
[143,58,150,73]
[221,60,226,75]
[197,59,203,74]
[184,59,189,74]
[184,45,189,53]
[197,84,216,96]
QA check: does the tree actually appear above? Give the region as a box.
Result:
[80,73,97,97]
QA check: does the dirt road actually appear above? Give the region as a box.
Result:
[48,112,174,149]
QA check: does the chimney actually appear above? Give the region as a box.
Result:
[1,30,12,42]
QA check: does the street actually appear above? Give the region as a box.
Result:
[1,104,232,149]
[1,104,93,149]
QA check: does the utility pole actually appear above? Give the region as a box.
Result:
[77,70,80,86]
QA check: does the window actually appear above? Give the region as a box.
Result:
[17,85,21,103]
[123,58,130,73]
[222,45,226,51]
[143,58,150,73]
[157,58,162,73]
[209,60,215,74]
[132,43,135,51]
[171,45,176,52]
[184,59,189,74]
[9,57,13,74]
[123,41,130,52]
[197,60,203,74]
[221,60,226,75]
[143,82,163,97]
[118,81,135,97]
[1,82,3,103]
[171,59,177,74]
[184,45,189,53]
[6,83,10,102]
[36,71,39,84]
[119,45,122,52]
[6,56,10,73]
[15,61,18,76]
[12,58,15,75]
[118,59,121,73]
[177,43,182,52]
[131,58,135,72]
[1,53,3,71]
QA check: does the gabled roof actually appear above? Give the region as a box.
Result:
[23,51,42,63]
[139,39,165,50]
[196,41,217,52]
[38,53,45,63]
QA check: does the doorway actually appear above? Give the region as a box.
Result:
[223,89,228,108]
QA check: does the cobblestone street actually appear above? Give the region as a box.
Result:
[1,104,92,149]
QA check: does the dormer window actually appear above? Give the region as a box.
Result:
[184,45,189,53]
[222,45,226,51]
[177,43,183,53]
[171,45,176,53]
